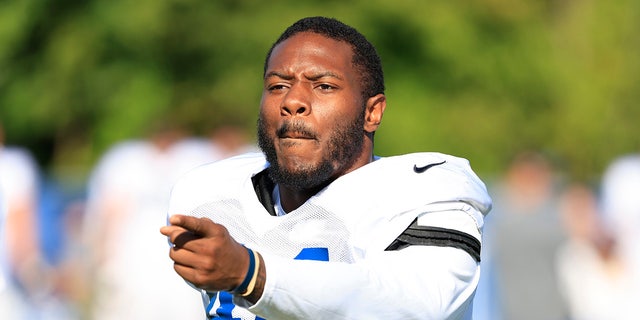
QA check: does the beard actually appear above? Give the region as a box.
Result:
[257,108,365,191]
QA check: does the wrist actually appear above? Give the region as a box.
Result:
[241,252,265,303]
[239,250,260,297]
[232,246,257,295]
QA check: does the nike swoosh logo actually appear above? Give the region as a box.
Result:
[413,160,446,173]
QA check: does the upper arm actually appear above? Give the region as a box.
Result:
[386,220,481,262]
[387,202,484,260]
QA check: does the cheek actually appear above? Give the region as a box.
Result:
[257,108,276,138]
[260,93,280,114]
[318,99,363,127]
[259,101,279,126]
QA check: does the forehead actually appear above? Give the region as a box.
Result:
[266,32,356,76]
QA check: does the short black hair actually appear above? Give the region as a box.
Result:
[263,16,385,99]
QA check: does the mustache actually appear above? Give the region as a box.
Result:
[276,121,317,139]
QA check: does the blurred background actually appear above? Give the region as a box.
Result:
[1,0,639,319]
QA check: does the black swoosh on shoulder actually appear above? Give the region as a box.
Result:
[413,160,446,173]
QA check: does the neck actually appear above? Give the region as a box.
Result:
[278,183,326,213]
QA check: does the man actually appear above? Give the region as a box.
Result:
[83,123,208,319]
[161,16,492,319]
[0,124,42,318]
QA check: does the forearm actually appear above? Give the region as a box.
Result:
[240,246,480,320]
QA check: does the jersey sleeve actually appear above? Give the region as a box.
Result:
[386,202,484,262]
[243,243,479,319]
[240,206,483,320]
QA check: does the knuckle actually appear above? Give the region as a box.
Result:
[201,256,217,272]
[191,272,205,287]
[192,269,213,288]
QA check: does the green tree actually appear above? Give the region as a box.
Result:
[1,0,638,183]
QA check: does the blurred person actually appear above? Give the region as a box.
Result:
[471,211,502,320]
[0,206,25,319]
[0,123,44,319]
[83,122,218,319]
[587,153,640,319]
[600,154,640,269]
[0,193,28,319]
[36,198,89,320]
[35,174,91,319]
[207,125,259,158]
[170,124,258,172]
[476,151,569,319]
[160,16,492,319]
[555,183,636,319]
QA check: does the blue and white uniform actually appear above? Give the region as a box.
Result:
[168,152,492,319]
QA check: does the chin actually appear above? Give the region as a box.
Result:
[270,157,335,191]
[278,147,320,166]
[279,157,317,174]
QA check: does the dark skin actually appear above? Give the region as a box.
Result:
[160,32,386,304]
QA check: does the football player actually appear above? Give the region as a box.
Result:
[161,16,492,319]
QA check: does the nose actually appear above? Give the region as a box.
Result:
[281,83,311,116]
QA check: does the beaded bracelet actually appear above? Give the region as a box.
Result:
[233,246,256,295]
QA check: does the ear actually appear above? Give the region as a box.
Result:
[363,93,386,133]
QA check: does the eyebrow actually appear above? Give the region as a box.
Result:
[264,71,343,81]
[305,71,343,81]
[265,71,293,80]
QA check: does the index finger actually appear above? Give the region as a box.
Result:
[168,214,215,237]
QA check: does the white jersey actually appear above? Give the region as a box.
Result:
[168,152,492,319]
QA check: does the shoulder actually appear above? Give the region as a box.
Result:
[603,154,640,182]
[333,152,492,215]
[0,146,37,170]
[169,138,222,161]
[0,146,38,181]
[176,152,267,183]
[601,154,640,220]
[399,153,491,211]
[0,146,39,194]
[378,152,479,180]
[169,152,267,210]
[88,140,154,187]
[310,152,491,251]
[601,154,640,203]
[91,140,153,176]
[100,140,152,161]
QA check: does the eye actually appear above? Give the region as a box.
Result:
[317,83,336,91]
[267,84,288,92]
